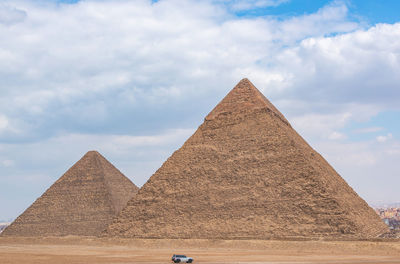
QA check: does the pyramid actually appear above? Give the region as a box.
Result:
[106,79,388,239]
[2,151,138,237]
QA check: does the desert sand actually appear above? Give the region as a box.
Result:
[1,237,400,264]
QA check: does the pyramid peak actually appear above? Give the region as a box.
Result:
[78,151,105,168]
[232,78,265,98]
[237,78,252,85]
[238,77,251,83]
[205,78,290,126]
[81,151,108,163]
[84,150,101,156]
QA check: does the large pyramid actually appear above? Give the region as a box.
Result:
[2,151,138,237]
[106,79,388,239]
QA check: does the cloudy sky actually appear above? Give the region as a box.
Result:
[1,0,399,221]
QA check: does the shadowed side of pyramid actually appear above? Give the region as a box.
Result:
[1,151,138,237]
[105,78,388,239]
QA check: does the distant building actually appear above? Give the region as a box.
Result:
[374,207,400,230]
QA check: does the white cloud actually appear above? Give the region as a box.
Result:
[318,140,377,167]
[289,111,351,140]
[328,131,346,140]
[314,137,400,203]
[0,115,8,132]
[0,128,194,185]
[0,114,19,136]
[0,4,26,25]
[223,0,289,11]
[0,159,14,167]
[0,0,400,219]
[353,127,383,134]
[274,23,400,107]
[0,0,369,142]
[275,1,358,42]
[376,133,393,143]
[112,129,195,148]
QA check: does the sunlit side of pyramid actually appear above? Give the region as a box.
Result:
[2,151,138,237]
[106,79,388,239]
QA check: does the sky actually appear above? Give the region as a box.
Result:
[0,0,399,221]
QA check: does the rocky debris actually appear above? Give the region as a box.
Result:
[106,78,388,239]
[2,151,138,237]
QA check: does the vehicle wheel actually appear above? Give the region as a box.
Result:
[188,260,193,263]
[175,260,180,263]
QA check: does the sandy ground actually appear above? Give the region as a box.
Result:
[1,237,400,264]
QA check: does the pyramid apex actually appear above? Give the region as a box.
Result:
[205,79,289,126]
[235,77,254,89]
[83,150,104,159]
[85,150,100,155]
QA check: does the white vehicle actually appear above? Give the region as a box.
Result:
[171,254,193,263]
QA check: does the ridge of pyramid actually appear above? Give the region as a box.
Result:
[1,151,138,237]
[106,79,388,240]
[206,78,290,126]
[95,152,139,215]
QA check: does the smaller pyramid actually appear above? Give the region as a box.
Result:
[2,151,138,237]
